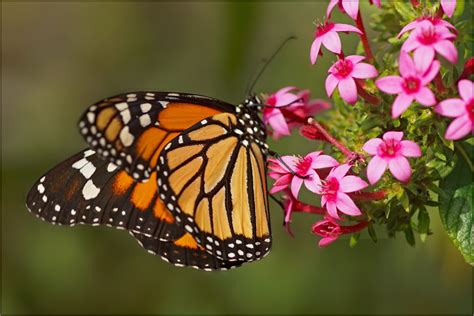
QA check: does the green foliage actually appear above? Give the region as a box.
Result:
[439,141,474,265]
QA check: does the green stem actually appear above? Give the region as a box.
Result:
[455,142,474,173]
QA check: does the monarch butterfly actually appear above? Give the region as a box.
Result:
[26,91,272,271]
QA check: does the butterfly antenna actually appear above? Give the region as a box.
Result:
[246,36,297,95]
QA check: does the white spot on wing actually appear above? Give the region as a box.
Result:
[115,102,128,111]
[82,180,100,200]
[140,103,152,113]
[119,126,134,147]
[37,184,45,194]
[120,109,131,124]
[80,162,96,179]
[107,163,118,172]
[139,114,151,127]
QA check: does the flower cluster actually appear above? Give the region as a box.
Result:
[261,0,472,251]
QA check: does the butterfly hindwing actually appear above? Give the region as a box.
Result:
[26,149,179,241]
[156,112,272,263]
[132,231,242,271]
[78,92,235,182]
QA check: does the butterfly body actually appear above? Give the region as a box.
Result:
[27,92,271,271]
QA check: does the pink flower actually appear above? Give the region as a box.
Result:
[326,55,378,105]
[316,164,368,219]
[402,20,457,65]
[327,0,359,20]
[398,16,456,39]
[312,217,343,247]
[263,87,304,137]
[435,79,474,140]
[363,131,421,184]
[310,21,361,65]
[441,0,456,18]
[263,87,330,139]
[268,151,339,198]
[376,51,440,118]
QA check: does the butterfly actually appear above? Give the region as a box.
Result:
[26,91,271,271]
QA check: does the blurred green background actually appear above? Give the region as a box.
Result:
[2,1,472,314]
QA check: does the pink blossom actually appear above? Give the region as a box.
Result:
[271,90,330,139]
[398,16,456,39]
[326,55,378,105]
[316,164,368,219]
[435,79,474,140]
[327,0,359,20]
[310,21,361,65]
[441,0,456,18]
[312,217,343,247]
[402,20,457,65]
[263,87,304,137]
[376,50,440,118]
[268,151,339,198]
[363,131,421,184]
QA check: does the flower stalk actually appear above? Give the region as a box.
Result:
[355,11,374,63]
[306,118,353,157]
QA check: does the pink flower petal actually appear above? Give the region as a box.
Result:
[339,176,368,193]
[367,155,388,185]
[319,236,339,247]
[362,138,383,155]
[327,0,339,18]
[441,0,456,17]
[333,23,362,34]
[458,79,474,102]
[325,74,339,97]
[383,131,404,142]
[338,77,358,104]
[310,38,322,65]
[414,46,435,74]
[388,156,412,183]
[421,60,440,85]
[401,35,421,54]
[400,140,422,157]
[275,86,297,96]
[267,110,291,136]
[311,154,339,169]
[326,201,340,219]
[336,192,362,216]
[305,151,322,161]
[415,87,436,106]
[322,31,342,54]
[399,50,416,77]
[376,76,403,94]
[445,114,472,140]
[270,184,288,194]
[273,173,292,187]
[330,163,351,180]
[304,170,322,193]
[351,62,378,79]
[341,0,359,20]
[276,94,301,107]
[433,40,458,64]
[345,55,366,64]
[291,176,303,198]
[397,20,418,38]
[392,93,414,118]
[436,98,466,117]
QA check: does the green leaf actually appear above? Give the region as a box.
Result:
[418,207,430,242]
[349,233,360,248]
[368,223,377,243]
[400,190,410,213]
[439,141,474,265]
[405,226,416,246]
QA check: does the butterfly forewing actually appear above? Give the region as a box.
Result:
[26,149,178,240]
[78,92,235,181]
[156,112,272,262]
